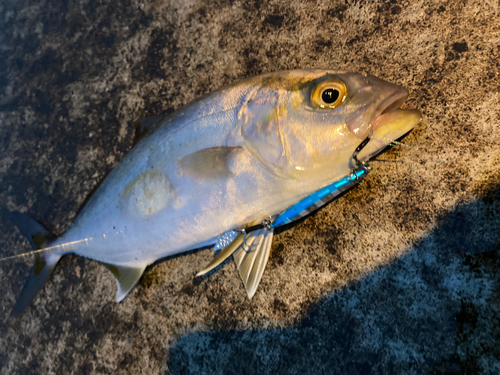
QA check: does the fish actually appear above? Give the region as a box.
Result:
[6,69,422,315]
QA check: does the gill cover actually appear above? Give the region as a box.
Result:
[238,75,358,180]
[239,87,293,178]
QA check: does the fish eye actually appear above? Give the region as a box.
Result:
[322,88,339,104]
[310,79,347,109]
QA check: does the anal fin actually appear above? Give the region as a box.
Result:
[101,263,146,302]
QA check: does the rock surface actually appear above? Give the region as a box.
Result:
[0,0,499,373]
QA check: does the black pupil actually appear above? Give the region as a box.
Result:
[322,88,340,104]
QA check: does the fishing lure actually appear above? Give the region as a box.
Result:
[196,132,371,297]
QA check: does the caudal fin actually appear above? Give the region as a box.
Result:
[9,212,61,316]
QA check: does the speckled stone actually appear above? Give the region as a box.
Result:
[0,0,499,374]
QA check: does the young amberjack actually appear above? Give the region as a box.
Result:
[8,70,421,315]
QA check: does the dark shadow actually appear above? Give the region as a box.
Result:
[167,182,500,374]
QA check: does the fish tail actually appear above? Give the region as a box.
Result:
[9,212,61,316]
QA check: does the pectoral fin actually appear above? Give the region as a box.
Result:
[177,147,242,181]
[233,228,273,299]
[101,263,146,302]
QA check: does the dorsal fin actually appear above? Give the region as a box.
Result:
[233,228,273,299]
[101,263,146,302]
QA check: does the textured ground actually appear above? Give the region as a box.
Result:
[0,0,499,374]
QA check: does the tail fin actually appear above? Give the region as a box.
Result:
[9,212,61,316]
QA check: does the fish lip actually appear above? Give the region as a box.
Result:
[372,89,408,131]
[381,92,407,114]
[346,83,409,139]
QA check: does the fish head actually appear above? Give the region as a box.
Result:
[240,70,422,183]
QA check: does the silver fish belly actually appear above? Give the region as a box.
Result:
[9,69,422,314]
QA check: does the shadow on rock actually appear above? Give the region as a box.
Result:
[167,183,500,374]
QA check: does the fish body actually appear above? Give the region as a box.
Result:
[9,70,422,313]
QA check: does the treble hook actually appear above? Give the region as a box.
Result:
[352,129,373,171]
[232,229,257,253]
[241,231,258,253]
[235,218,273,253]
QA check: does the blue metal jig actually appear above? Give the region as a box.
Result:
[271,167,367,228]
[227,133,373,245]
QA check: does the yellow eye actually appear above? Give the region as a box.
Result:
[310,79,347,109]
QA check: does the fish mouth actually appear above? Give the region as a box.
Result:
[372,89,410,132]
[346,79,410,139]
[356,92,422,162]
[356,108,422,162]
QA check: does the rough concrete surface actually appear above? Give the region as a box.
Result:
[0,0,499,374]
